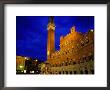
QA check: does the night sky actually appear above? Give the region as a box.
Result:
[16,16,94,62]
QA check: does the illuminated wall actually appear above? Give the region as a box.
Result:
[42,26,94,74]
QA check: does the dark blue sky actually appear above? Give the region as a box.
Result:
[16,16,94,61]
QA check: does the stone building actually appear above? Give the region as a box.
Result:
[41,17,94,74]
[16,56,30,73]
[16,56,41,74]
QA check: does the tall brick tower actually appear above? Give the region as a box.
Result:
[47,16,55,60]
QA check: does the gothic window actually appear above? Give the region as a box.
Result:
[70,71,72,74]
[68,62,70,65]
[43,71,44,74]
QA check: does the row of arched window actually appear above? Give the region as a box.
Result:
[51,54,94,67]
[48,69,94,74]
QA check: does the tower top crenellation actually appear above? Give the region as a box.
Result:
[49,16,54,23]
[47,16,55,31]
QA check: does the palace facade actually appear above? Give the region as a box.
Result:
[41,17,94,74]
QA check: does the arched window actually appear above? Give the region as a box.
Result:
[66,52,67,54]
[59,71,61,74]
[68,62,70,65]
[74,71,77,74]
[65,62,68,66]
[50,72,52,74]
[43,71,44,74]
[70,71,72,74]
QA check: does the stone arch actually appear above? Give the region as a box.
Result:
[70,71,72,74]
[74,71,77,74]
[85,70,88,74]
[65,71,68,74]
